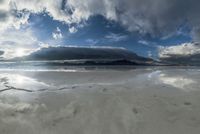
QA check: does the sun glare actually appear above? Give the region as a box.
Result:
[16,48,26,57]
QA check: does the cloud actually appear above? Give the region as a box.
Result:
[52,27,63,40]
[0,0,199,40]
[191,28,200,42]
[85,39,99,45]
[159,42,200,65]
[147,51,152,58]
[0,0,30,31]
[68,26,77,33]
[138,40,158,48]
[0,28,42,59]
[0,50,4,56]
[138,40,148,45]
[66,0,200,39]
[105,33,128,42]
[159,42,200,58]
[85,33,128,45]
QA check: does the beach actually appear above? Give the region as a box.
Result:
[0,67,200,134]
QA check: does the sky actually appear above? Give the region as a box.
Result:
[0,0,200,61]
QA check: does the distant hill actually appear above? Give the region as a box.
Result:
[13,47,154,65]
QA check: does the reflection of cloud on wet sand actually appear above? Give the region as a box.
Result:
[0,96,47,134]
[0,69,200,134]
[159,74,196,90]
[0,73,50,93]
[148,70,198,91]
[0,93,140,134]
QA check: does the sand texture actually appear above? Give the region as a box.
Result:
[0,67,200,134]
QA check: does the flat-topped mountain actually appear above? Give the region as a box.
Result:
[14,47,154,65]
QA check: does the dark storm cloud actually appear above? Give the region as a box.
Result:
[112,0,200,38]
[66,0,200,40]
[0,50,4,55]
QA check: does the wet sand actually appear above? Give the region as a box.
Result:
[0,67,200,134]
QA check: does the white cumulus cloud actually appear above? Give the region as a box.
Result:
[0,0,200,39]
[52,27,63,40]
[159,42,200,58]
[69,26,78,33]
[158,42,200,65]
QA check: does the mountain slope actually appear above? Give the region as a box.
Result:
[14,47,154,65]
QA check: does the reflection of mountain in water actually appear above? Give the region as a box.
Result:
[13,47,154,65]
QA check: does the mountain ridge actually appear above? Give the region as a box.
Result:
[12,47,154,65]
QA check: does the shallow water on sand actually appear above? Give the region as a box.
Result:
[0,67,200,134]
